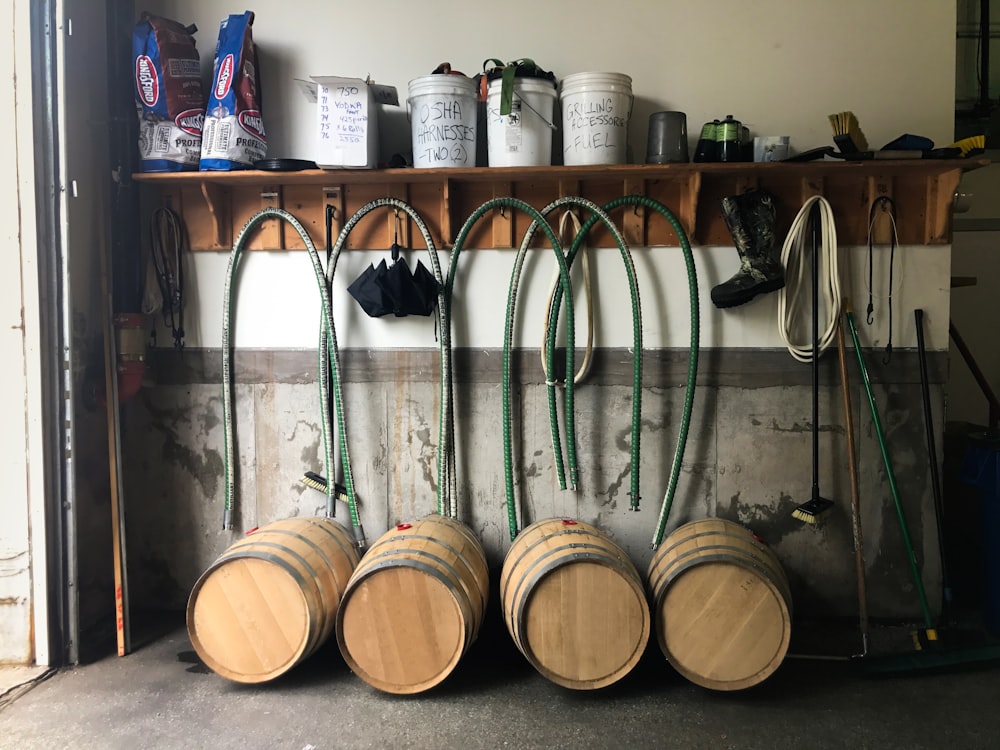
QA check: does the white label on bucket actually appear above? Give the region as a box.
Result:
[505,100,523,151]
[413,96,475,166]
[563,96,628,158]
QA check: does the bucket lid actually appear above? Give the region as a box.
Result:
[561,71,632,88]
[408,74,476,96]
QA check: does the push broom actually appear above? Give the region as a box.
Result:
[849,304,1000,674]
[844,302,937,644]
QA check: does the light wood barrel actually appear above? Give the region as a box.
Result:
[186,516,360,683]
[336,514,489,694]
[647,518,793,691]
[500,518,650,690]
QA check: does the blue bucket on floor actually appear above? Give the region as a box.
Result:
[960,434,1000,636]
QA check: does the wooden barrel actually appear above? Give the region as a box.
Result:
[647,518,793,691]
[186,516,360,683]
[336,514,489,694]
[500,518,650,690]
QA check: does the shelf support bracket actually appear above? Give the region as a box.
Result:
[199,181,231,250]
[258,186,285,250]
[492,181,514,248]
[864,175,894,245]
[678,171,701,244]
[322,185,345,247]
[387,183,410,248]
[623,177,646,246]
[441,178,455,248]
[924,168,963,244]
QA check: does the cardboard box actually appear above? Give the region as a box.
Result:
[297,76,399,169]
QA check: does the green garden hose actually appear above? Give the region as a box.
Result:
[323,198,452,535]
[535,197,642,510]
[222,208,338,531]
[446,198,572,541]
[504,205,577,496]
[585,196,700,550]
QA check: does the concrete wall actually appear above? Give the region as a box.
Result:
[125,345,946,620]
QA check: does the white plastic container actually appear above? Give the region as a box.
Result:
[560,72,633,166]
[486,77,557,167]
[408,74,478,168]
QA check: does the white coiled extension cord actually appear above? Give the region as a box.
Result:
[777,196,841,362]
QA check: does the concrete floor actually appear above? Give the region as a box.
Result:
[2,613,999,750]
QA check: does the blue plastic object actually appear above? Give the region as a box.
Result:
[960,434,1000,636]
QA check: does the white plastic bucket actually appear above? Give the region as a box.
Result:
[560,72,633,166]
[486,77,557,167]
[408,74,478,168]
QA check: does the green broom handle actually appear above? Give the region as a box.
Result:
[845,309,935,633]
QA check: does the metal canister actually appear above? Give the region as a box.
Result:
[740,125,753,162]
[717,115,742,162]
[693,119,719,162]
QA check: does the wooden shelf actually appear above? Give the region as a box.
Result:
[132,159,987,252]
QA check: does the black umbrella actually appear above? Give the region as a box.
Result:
[348,242,441,317]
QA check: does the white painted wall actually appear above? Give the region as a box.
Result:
[1,0,46,665]
[141,0,957,353]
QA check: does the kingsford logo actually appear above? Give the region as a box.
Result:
[238,110,265,139]
[215,54,235,99]
[135,55,158,106]
[175,109,205,136]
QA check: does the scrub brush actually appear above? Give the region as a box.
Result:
[828,111,869,154]
[792,497,834,523]
[944,135,985,157]
[300,471,349,504]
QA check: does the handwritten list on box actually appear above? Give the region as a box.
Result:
[318,81,368,145]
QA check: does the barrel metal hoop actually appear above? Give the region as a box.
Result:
[509,542,640,645]
[248,527,347,595]
[367,533,487,610]
[351,551,475,636]
[420,516,488,558]
[290,517,360,568]
[649,544,790,612]
[503,527,627,595]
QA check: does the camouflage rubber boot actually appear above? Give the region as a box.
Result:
[710,189,785,309]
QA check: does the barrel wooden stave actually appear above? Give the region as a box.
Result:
[500,518,650,690]
[647,518,792,691]
[187,516,359,683]
[336,514,489,694]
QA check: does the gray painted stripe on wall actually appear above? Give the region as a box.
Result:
[147,348,948,388]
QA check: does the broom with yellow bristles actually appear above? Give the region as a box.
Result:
[829,111,869,154]
[944,134,985,157]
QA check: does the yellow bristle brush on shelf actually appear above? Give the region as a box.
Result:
[945,135,985,157]
[829,111,869,154]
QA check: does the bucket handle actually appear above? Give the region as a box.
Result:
[518,94,558,131]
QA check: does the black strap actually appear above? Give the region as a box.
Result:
[150,206,185,350]
[866,196,898,364]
